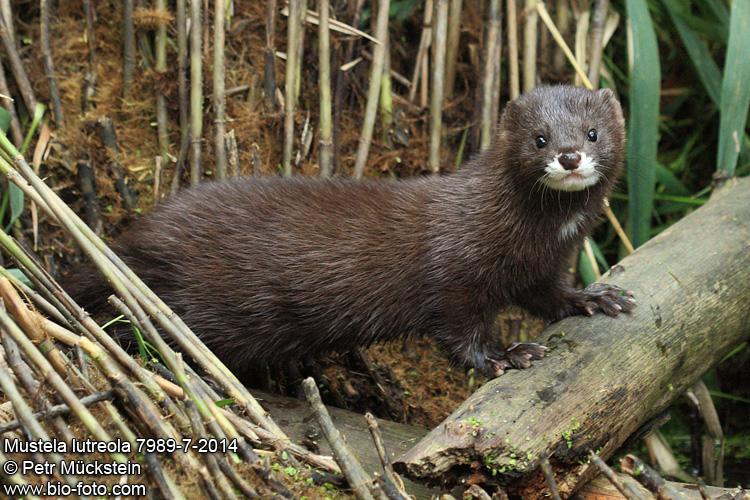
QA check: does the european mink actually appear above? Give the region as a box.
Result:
[68,85,635,378]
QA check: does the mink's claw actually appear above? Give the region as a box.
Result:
[573,283,636,317]
[482,342,548,377]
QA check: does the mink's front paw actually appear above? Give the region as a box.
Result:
[482,342,548,377]
[573,283,636,317]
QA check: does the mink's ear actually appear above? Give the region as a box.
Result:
[597,87,617,102]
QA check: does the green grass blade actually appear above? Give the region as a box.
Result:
[626,0,661,248]
[716,0,750,176]
[662,0,722,106]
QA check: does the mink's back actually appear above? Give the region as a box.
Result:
[68,176,444,372]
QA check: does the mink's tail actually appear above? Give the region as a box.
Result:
[61,263,114,315]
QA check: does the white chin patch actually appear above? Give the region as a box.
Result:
[542,152,600,192]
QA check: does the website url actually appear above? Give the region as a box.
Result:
[3,480,146,497]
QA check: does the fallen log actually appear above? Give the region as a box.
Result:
[394,177,750,497]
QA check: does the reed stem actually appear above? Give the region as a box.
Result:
[522,0,538,92]
[213,0,227,179]
[283,0,302,176]
[353,0,390,179]
[480,0,501,150]
[444,0,462,100]
[189,0,203,185]
[507,0,520,99]
[429,0,449,173]
[318,0,333,177]
[123,0,136,96]
[40,0,62,124]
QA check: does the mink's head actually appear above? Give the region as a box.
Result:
[495,85,625,195]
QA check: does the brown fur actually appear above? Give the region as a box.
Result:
[67,85,630,377]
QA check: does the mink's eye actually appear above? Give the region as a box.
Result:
[587,128,598,142]
[535,135,547,149]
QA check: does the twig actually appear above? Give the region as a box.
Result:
[539,456,562,500]
[318,0,333,177]
[589,451,646,500]
[302,377,376,500]
[620,454,688,500]
[189,0,203,185]
[365,413,409,498]
[213,0,227,179]
[535,2,591,88]
[153,155,162,205]
[0,391,114,434]
[353,0,390,179]
[690,380,725,486]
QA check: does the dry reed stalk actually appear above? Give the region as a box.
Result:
[0,138,292,450]
[318,0,333,176]
[353,0,390,179]
[408,0,433,104]
[552,0,570,72]
[490,2,504,139]
[590,452,646,500]
[153,155,162,204]
[293,0,308,106]
[380,36,393,144]
[123,0,136,96]
[0,0,14,44]
[573,10,590,87]
[225,130,239,176]
[81,0,97,113]
[172,0,189,193]
[587,0,609,88]
[536,2,592,88]
[264,0,278,108]
[0,309,128,463]
[522,0,538,92]
[39,0,62,124]
[536,3,634,254]
[0,13,37,113]
[189,0,203,185]
[444,0,462,100]
[0,354,79,489]
[429,0,449,173]
[480,0,502,151]
[332,0,365,172]
[507,0,520,99]
[0,62,23,145]
[283,0,302,176]
[303,377,376,500]
[213,0,227,179]
[155,0,170,169]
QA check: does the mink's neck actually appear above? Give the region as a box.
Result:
[429,150,611,288]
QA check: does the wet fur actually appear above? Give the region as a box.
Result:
[66,86,627,376]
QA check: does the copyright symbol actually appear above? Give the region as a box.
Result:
[2,460,18,475]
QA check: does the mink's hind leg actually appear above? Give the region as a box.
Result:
[434,319,547,378]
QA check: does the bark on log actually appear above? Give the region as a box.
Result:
[394,177,750,497]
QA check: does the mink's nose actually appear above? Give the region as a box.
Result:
[559,152,581,171]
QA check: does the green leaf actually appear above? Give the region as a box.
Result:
[6,183,23,230]
[655,162,690,196]
[5,268,32,288]
[214,398,235,408]
[662,0,722,106]
[626,0,661,248]
[20,103,45,155]
[716,0,750,176]
[0,108,10,133]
